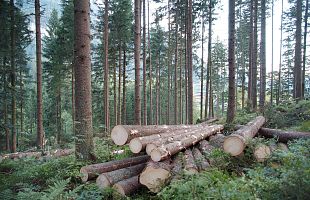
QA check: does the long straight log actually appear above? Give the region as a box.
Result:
[183,149,198,174]
[192,147,210,171]
[112,122,210,145]
[258,127,310,142]
[96,163,146,189]
[113,175,142,196]
[139,160,173,193]
[223,116,265,156]
[144,126,214,155]
[80,155,149,182]
[151,125,224,162]
[130,125,208,154]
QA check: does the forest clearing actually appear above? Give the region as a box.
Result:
[0,0,310,199]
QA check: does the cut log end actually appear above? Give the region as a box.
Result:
[146,143,157,155]
[139,165,171,193]
[80,167,89,183]
[254,145,271,162]
[223,134,245,156]
[129,138,143,153]
[150,149,163,162]
[96,175,111,189]
[113,176,141,196]
[111,125,128,146]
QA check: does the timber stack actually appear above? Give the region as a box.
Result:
[78,117,310,196]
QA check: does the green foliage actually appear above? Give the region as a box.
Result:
[264,100,310,129]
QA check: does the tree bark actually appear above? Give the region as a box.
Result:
[209,133,225,149]
[259,0,266,112]
[139,160,173,193]
[166,0,171,125]
[142,0,147,125]
[294,0,302,100]
[73,0,94,160]
[113,176,142,196]
[80,155,149,182]
[150,125,224,161]
[192,147,210,171]
[227,0,236,124]
[155,54,159,125]
[251,0,258,110]
[198,140,214,154]
[118,46,122,125]
[200,14,204,120]
[187,0,193,124]
[174,4,179,124]
[96,163,146,189]
[277,0,284,105]
[247,0,253,108]
[208,0,213,118]
[302,0,309,98]
[10,0,16,153]
[122,49,127,124]
[134,0,141,125]
[258,128,310,142]
[183,149,198,174]
[148,0,152,125]
[113,60,117,126]
[104,0,110,132]
[171,154,183,182]
[224,116,265,156]
[270,0,274,105]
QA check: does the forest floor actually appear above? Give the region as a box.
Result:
[0,100,309,200]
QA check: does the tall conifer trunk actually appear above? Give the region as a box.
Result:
[251,0,258,110]
[134,0,141,125]
[259,0,266,112]
[174,4,179,124]
[104,0,110,132]
[302,0,309,98]
[73,0,94,160]
[142,0,147,125]
[187,0,193,124]
[277,0,284,105]
[294,0,302,100]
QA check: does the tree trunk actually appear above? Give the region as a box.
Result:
[104,0,110,132]
[224,116,265,156]
[185,6,188,124]
[151,125,224,161]
[277,0,284,105]
[114,61,117,126]
[122,48,127,124]
[142,0,147,125]
[208,0,213,119]
[56,87,62,144]
[187,0,193,124]
[247,0,253,108]
[134,0,141,125]
[226,0,236,124]
[20,68,23,134]
[72,63,75,135]
[73,0,94,160]
[192,147,210,171]
[96,163,146,189]
[10,0,16,153]
[198,140,214,154]
[148,0,152,125]
[174,5,179,124]
[155,54,159,125]
[113,176,142,196]
[139,160,173,193]
[270,0,274,105]
[258,128,310,142]
[112,123,209,146]
[80,155,149,182]
[118,46,122,125]
[166,0,171,125]
[171,154,183,182]
[294,0,302,100]
[259,0,266,112]
[251,0,258,110]
[200,14,204,120]
[183,149,198,174]
[302,0,309,98]
[3,61,10,151]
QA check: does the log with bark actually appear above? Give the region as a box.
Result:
[209,134,226,149]
[170,154,183,182]
[183,149,198,174]
[150,125,224,162]
[139,160,173,193]
[223,116,265,156]
[112,122,210,146]
[113,175,142,196]
[198,140,215,154]
[96,163,146,189]
[144,126,213,155]
[80,155,149,182]
[192,147,210,171]
[130,125,208,154]
[51,149,74,157]
[257,128,310,142]
[235,125,310,142]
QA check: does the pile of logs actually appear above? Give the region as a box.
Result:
[0,148,74,163]
[79,116,310,196]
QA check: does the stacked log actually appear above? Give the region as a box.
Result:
[223,116,266,156]
[80,155,149,182]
